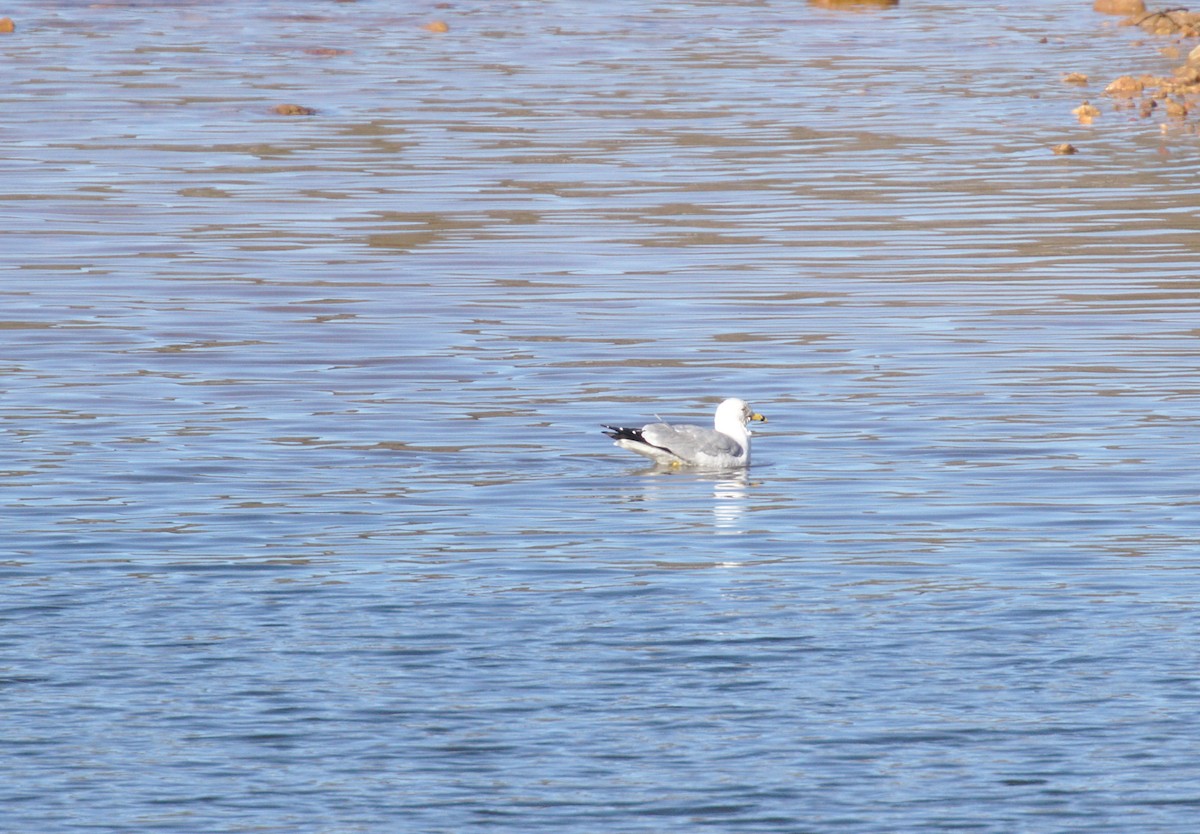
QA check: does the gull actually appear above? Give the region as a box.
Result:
[602,398,767,468]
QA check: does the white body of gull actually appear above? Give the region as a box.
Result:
[602,398,767,468]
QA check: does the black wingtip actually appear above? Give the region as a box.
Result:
[602,425,642,442]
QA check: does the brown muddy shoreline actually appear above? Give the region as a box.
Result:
[1084,3,1200,133]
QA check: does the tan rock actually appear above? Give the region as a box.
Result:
[1073,102,1101,124]
[1137,10,1200,36]
[1093,0,1144,14]
[273,103,317,116]
[1105,75,1144,97]
[1173,65,1200,85]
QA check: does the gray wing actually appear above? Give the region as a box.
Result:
[640,422,743,462]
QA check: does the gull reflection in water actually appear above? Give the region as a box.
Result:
[621,466,754,535]
[711,471,749,531]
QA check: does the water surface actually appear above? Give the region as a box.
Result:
[4,1,1200,832]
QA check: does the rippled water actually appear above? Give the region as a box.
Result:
[5,1,1200,832]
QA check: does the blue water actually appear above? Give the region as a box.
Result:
[4,1,1200,831]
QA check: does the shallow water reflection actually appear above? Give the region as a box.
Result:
[712,473,750,531]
